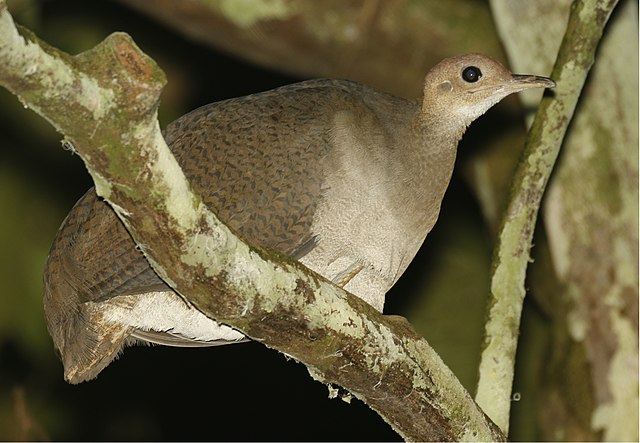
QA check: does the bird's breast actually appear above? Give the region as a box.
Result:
[295,111,437,310]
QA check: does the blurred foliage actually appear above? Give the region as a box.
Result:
[119,0,504,99]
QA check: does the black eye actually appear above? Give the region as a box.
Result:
[462,66,482,83]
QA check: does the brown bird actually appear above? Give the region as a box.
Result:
[43,54,555,383]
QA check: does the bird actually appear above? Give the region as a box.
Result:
[43,53,555,384]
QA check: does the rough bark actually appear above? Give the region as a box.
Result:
[492,0,638,440]
[541,2,638,439]
[475,0,621,434]
[0,2,504,441]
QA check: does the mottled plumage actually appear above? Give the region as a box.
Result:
[43,54,554,383]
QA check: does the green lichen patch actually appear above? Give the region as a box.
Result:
[215,0,297,28]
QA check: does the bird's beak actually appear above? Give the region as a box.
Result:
[510,74,556,91]
[468,74,556,95]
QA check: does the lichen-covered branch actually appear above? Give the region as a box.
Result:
[0,2,504,441]
[489,0,638,439]
[475,0,620,434]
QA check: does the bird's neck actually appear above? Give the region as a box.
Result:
[414,105,468,143]
[411,109,464,184]
[389,111,464,233]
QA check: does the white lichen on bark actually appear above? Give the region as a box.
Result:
[476,0,623,435]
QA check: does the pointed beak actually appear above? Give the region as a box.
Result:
[467,74,556,96]
[510,74,556,91]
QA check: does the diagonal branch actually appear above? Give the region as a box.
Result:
[475,0,620,434]
[0,2,504,441]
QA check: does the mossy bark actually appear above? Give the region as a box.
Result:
[492,0,638,439]
[475,0,621,435]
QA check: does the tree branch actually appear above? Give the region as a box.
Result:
[475,0,620,433]
[0,2,504,441]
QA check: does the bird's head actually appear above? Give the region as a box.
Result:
[420,53,555,136]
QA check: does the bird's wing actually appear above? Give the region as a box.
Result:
[47,188,168,306]
[163,80,350,259]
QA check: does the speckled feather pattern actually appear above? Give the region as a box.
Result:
[46,189,165,304]
[43,55,554,382]
[47,78,422,308]
[44,79,424,381]
[164,81,344,258]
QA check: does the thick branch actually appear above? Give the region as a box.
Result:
[475,0,620,434]
[0,2,503,441]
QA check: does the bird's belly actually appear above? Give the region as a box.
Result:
[299,195,422,312]
[99,290,245,344]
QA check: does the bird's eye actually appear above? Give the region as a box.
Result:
[462,66,482,83]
